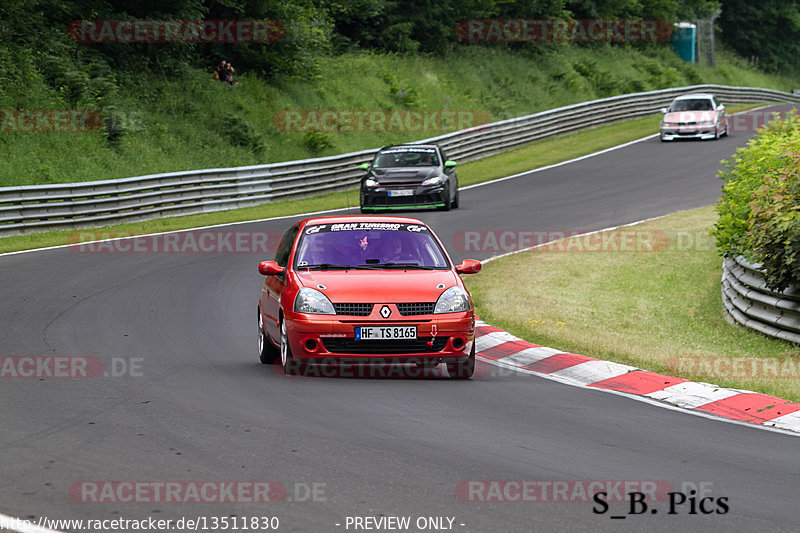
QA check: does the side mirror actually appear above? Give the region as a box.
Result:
[258,261,284,276]
[717,104,725,111]
[455,259,481,275]
[444,160,457,168]
[359,162,370,170]
[660,108,668,114]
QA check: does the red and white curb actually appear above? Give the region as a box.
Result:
[474,320,800,435]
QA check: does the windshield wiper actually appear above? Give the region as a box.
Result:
[304,263,393,270]
[304,263,352,270]
[304,263,440,270]
[377,263,437,269]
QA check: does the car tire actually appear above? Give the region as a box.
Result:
[439,185,452,211]
[714,127,720,140]
[452,187,460,209]
[280,318,302,376]
[447,341,475,379]
[258,308,279,364]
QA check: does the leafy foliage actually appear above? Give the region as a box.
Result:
[712,111,800,291]
[302,130,333,154]
[719,0,800,76]
[747,152,800,292]
[564,0,721,20]
[219,112,264,154]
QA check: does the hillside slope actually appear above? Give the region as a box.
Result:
[1,44,797,187]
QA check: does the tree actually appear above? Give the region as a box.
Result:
[718,0,800,74]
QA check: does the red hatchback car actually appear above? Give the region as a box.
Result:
[257,216,482,378]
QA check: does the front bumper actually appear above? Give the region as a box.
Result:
[361,185,447,210]
[660,124,717,140]
[284,309,474,365]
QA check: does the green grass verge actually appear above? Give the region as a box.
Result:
[464,205,800,402]
[0,103,767,254]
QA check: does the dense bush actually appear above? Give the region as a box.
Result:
[712,111,800,291]
[219,112,264,155]
[302,130,333,154]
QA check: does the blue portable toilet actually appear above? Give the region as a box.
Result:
[671,22,696,63]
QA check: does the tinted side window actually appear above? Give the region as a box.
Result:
[274,226,300,267]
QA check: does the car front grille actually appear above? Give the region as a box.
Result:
[362,193,444,207]
[333,303,374,316]
[332,303,436,316]
[396,302,436,316]
[322,337,449,354]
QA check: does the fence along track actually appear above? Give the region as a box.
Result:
[722,255,800,344]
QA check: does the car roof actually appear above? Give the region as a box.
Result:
[299,215,427,226]
[673,93,715,100]
[378,144,439,151]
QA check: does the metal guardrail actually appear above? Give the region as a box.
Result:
[2,83,799,236]
[721,255,800,344]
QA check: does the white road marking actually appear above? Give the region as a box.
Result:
[475,331,520,351]
[764,411,800,433]
[644,381,743,408]
[549,360,639,385]
[503,346,562,366]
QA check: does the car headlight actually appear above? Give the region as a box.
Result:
[422,175,446,186]
[294,288,335,314]
[699,121,714,126]
[434,286,471,314]
[364,177,379,188]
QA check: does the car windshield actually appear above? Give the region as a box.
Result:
[294,222,450,270]
[670,99,714,112]
[374,148,439,168]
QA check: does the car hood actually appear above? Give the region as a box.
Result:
[370,167,441,184]
[295,269,460,302]
[664,110,718,123]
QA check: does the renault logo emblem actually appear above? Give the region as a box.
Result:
[380,305,391,318]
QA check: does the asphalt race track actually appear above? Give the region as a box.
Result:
[2,105,799,533]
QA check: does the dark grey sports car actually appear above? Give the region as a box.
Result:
[359,144,459,213]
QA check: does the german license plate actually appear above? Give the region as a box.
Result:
[355,326,417,340]
[388,189,414,197]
